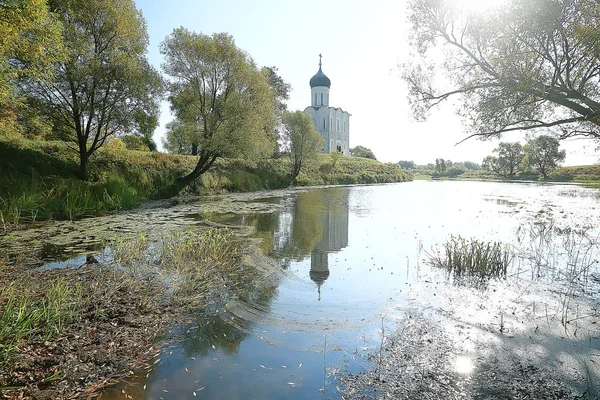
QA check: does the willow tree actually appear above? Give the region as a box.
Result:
[26,0,162,180]
[404,0,600,142]
[0,0,63,136]
[282,111,323,184]
[160,28,276,189]
[525,135,566,179]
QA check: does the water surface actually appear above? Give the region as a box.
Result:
[33,181,600,398]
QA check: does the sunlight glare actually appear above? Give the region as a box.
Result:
[452,0,505,13]
[454,356,475,374]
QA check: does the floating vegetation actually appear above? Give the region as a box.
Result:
[426,235,513,283]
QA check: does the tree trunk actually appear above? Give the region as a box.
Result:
[191,143,198,156]
[79,152,89,181]
[171,151,218,194]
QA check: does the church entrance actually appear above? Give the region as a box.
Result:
[336,145,341,152]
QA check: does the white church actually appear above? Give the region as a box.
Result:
[303,55,350,156]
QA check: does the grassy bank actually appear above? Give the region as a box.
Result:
[0,138,411,226]
[409,165,600,183]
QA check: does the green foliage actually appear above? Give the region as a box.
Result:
[26,0,163,180]
[350,145,377,160]
[525,135,566,179]
[282,111,323,184]
[0,279,82,360]
[261,66,291,116]
[404,0,600,141]
[434,158,446,173]
[120,135,150,152]
[0,0,63,137]
[161,28,276,188]
[482,142,526,178]
[398,160,416,169]
[427,235,514,284]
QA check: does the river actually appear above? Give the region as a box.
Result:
[8,181,600,398]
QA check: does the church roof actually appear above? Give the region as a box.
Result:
[309,66,331,88]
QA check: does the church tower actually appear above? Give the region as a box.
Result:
[304,55,351,156]
[310,54,330,107]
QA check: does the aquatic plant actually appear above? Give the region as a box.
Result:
[426,235,514,283]
[107,228,241,305]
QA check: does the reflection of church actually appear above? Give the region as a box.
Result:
[310,191,349,300]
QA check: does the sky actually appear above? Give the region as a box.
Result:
[135,0,598,166]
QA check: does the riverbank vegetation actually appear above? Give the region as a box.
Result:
[0,226,251,398]
[0,138,410,228]
[399,137,599,183]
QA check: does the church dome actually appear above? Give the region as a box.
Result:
[309,67,331,88]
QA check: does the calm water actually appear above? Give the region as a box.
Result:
[91,181,600,399]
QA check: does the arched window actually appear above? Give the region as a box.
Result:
[314,93,317,105]
[323,118,326,129]
[320,93,323,105]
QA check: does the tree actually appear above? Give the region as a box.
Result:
[26,0,163,180]
[398,160,417,169]
[525,135,566,179]
[435,158,447,173]
[350,145,377,160]
[483,142,526,178]
[261,66,290,116]
[261,66,291,153]
[482,156,503,176]
[404,0,600,143]
[0,0,63,136]
[281,111,322,184]
[463,161,480,171]
[162,119,200,155]
[134,110,158,151]
[161,28,276,189]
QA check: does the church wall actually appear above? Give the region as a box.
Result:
[311,86,330,107]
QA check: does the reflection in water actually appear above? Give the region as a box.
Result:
[307,189,349,300]
[99,182,600,399]
[265,188,350,300]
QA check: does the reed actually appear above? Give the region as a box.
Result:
[427,235,513,282]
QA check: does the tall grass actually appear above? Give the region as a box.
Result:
[427,235,514,283]
[0,177,141,224]
[0,279,82,360]
[108,228,241,304]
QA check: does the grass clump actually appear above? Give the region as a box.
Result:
[109,228,241,305]
[427,235,514,283]
[0,279,82,361]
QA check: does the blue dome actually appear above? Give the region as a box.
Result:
[309,67,331,88]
